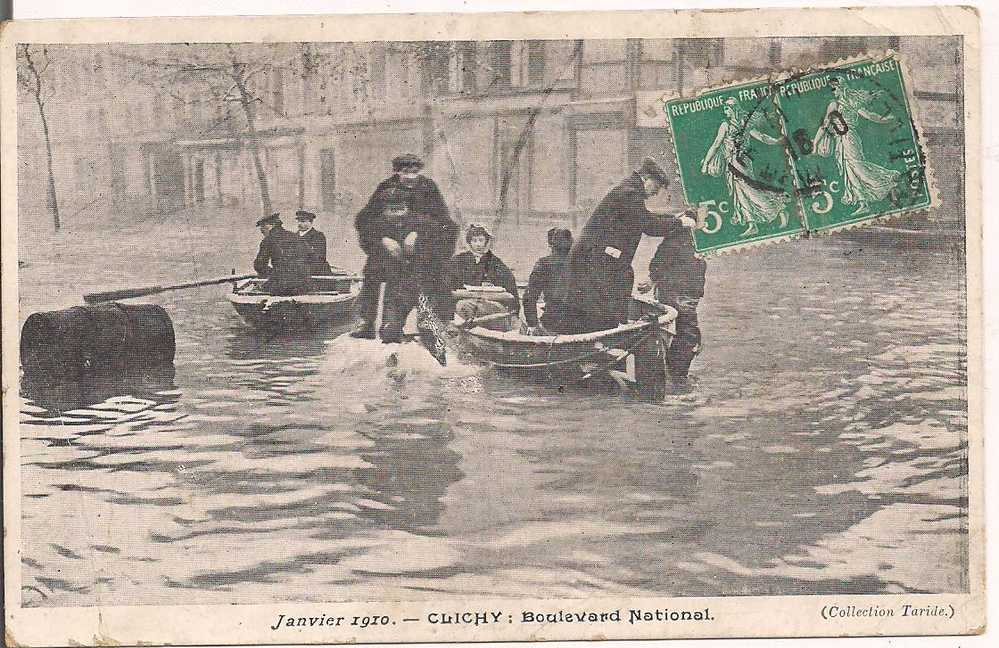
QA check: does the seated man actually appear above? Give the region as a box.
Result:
[521,227,574,335]
[446,224,520,331]
[253,213,311,296]
[295,210,333,276]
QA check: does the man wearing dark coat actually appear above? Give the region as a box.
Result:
[649,224,707,392]
[352,153,456,338]
[295,210,332,276]
[565,157,698,333]
[253,213,311,296]
[363,190,456,360]
[522,227,574,334]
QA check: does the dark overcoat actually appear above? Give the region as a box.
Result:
[355,174,456,279]
[376,212,459,319]
[299,228,331,275]
[567,172,685,327]
[649,227,706,299]
[522,253,572,329]
[253,226,311,295]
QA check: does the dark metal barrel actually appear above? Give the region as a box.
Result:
[20,303,175,377]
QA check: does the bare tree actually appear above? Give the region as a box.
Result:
[17,45,61,231]
[118,44,303,218]
[119,43,379,218]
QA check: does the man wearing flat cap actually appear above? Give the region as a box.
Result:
[565,157,698,333]
[352,153,457,337]
[295,210,332,276]
[253,213,311,296]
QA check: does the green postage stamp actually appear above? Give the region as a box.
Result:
[665,52,934,255]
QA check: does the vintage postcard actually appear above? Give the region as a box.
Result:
[0,5,983,646]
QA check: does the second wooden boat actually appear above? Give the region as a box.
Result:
[227,276,361,330]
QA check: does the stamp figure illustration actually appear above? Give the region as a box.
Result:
[668,81,805,253]
[667,53,932,254]
[779,55,932,232]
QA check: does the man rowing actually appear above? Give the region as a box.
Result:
[253,213,311,296]
[521,227,574,335]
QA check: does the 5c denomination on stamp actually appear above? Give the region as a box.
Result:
[666,52,933,255]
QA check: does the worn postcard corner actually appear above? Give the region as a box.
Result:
[1,4,984,647]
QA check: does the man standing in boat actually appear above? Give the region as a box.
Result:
[565,157,698,333]
[295,210,332,276]
[352,153,456,338]
[253,213,311,296]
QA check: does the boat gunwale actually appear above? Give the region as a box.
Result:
[459,297,677,346]
[226,290,359,306]
[227,277,360,306]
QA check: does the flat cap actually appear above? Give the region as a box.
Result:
[637,156,669,186]
[392,153,424,172]
[295,210,317,221]
[255,213,282,227]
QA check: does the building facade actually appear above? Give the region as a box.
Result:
[17,37,963,230]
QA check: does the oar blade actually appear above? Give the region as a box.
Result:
[83,286,164,304]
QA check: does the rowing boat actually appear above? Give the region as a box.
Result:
[453,293,677,400]
[227,276,361,330]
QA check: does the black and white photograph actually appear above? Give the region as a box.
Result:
[1,5,985,645]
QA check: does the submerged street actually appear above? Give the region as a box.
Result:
[17,212,968,606]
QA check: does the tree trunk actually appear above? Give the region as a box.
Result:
[232,63,273,217]
[214,149,223,206]
[245,129,272,217]
[23,45,60,232]
[297,143,305,210]
[37,99,60,231]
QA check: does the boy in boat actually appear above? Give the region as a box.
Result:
[253,213,311,296]
[352,153,455,338]
[371,190,455,355]
[565,157,698,333]
[647,218,707,393]
[295,210,333,276]
[521,227,574,335]
[445,224,520,331]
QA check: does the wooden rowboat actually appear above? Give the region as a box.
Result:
[453,293,678,400]
[227,276,361,330]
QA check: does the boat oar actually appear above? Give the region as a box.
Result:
[83,273,258,304]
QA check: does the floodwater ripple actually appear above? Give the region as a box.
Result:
[18,237,968,605]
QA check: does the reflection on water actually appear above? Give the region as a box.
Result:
[18,238,968,606]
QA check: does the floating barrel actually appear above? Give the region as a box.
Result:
[20,303,175,377]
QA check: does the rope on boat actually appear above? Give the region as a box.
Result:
[567,314,669,386]
[491,314,666,380]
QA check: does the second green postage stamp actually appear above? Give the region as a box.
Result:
[665,52,933,255]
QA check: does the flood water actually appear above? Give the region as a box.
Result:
[16,217,968,606]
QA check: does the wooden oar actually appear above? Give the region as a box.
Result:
[84,273,258,304]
